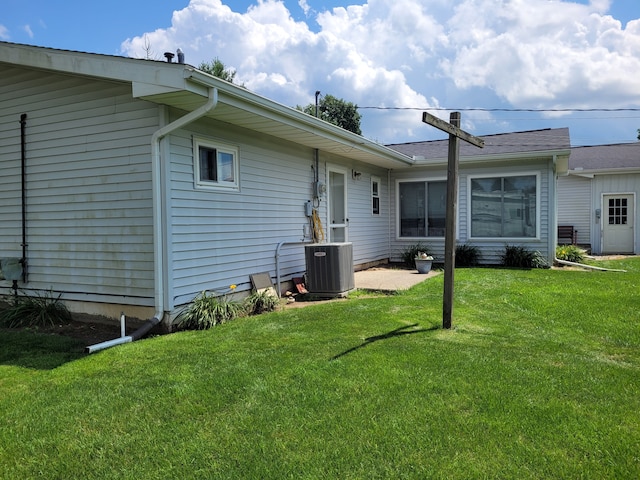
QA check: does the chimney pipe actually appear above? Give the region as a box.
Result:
[164,52,175,63]
[177,48,185,64]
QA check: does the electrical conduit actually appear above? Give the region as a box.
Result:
[86,86,219,353]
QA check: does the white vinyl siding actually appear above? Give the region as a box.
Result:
[169,118,319,306]
[168,116,392,306]
[557,175,591,246]
[0,66,158,305]
[345,167,390,267]
[591,173,640,254]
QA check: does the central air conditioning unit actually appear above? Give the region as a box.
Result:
[305,242,355,297]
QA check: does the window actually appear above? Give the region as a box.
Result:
[193,137,239,190]
[470,174,537,238]
[608,197,628,225]
[371,176,380,215]
[398,180,446,237]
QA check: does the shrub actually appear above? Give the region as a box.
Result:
[244,290,279,316]
[501,245,549,269]
[455,244,481,267]
[175,288,243,331]
[400,243,432,268]
[556,245,585,263]
[0,290,72,328]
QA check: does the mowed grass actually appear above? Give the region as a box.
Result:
[1,258,639,479]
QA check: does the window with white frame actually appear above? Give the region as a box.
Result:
[371,176,380,215]
[470,174,538,238]
[193,137,239,190]
[398,180,447,237]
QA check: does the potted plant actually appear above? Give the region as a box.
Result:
[414,252,433,274]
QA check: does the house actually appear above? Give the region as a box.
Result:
[387,128,571,264]
[557,142,640,254]
[0,41,413,325]
[0,42,571,328]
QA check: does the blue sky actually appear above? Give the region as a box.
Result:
[2,0,640,146]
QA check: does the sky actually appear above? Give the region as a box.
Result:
[2,0,640,146]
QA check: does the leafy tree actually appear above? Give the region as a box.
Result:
[298,94,362,135]
[198,58,238,84]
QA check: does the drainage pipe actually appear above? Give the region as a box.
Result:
[554,258,626,272]
[85,318,162,354]
[275,240,312,298]
[86,85,218,354]
[20,113,28,284]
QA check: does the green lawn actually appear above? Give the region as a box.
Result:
[1,258,639,479]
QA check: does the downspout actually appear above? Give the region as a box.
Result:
[20,114,28,284]
[86,86,218,353]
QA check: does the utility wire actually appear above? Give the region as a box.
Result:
[358,106,640,112]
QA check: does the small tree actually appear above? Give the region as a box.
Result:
[298,94,362,135]
[198,58,238,84]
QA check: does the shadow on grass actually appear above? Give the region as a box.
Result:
[0,329,86,370]
[330,323,439,361]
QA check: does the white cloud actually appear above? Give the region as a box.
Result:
[120,0,640,144]
[0,25,9,40]
[23,24,34,38]
[442,0,640,108]
[298,0,311,16]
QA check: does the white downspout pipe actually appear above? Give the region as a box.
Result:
[86,86,218,353]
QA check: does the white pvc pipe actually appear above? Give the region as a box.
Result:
[86,336,133,354]
[555,258,627,272]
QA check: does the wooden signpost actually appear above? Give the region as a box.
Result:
[421,112,484,328]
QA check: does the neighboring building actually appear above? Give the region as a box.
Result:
[0,42,572,326]
[557,143,640,254]
[387,128,571,264]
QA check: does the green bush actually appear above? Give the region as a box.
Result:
[0,290,72,328]
[556,245,585,263]
[501,245,549,269]
[455,244,481,267]
[400,243,432,268]
[244,290,279,315]
[175,289,243,331]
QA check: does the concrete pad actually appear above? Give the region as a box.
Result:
[354,267,440,292]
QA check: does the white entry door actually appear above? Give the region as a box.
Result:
[328,167,348,242]
[602,194,635,253]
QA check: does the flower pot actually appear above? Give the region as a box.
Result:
[415,259,432,274]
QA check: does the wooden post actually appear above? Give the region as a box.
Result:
[442,112,461,329]
[421,112,484,329]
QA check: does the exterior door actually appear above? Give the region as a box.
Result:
[328,167,348,242]
[602,194,635,253]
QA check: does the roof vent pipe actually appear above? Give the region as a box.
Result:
[164,52,175,63]
[177,48,184,64]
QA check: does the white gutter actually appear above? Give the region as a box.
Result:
[86,86,218,353]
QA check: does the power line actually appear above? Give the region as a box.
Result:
[358,106,640,112]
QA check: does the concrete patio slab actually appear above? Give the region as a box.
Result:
[354,267,440,292]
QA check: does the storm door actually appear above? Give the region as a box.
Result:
[328,167,348,242]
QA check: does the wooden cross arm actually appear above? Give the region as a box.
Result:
[422,112,485,149]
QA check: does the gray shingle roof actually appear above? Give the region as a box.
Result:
[387,127,570,160]
[569,142,640,171]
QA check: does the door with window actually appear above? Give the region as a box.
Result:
[328,167,348,242]
[602,194,635,253]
